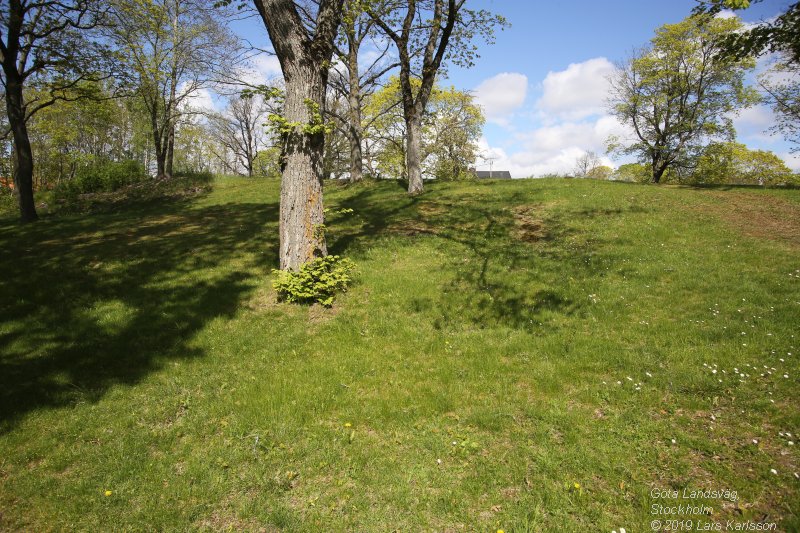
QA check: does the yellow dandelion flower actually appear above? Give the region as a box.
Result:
[344,422,352,428]
[104,490,113,497]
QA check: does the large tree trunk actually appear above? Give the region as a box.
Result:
[405,111,424,195]
[4,75,38,222]
[651,156,666,184]
[255,0,343,271]
[278,64,328,270]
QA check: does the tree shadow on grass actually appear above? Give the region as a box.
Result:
[0,199,278,433]
[329,183,588,331]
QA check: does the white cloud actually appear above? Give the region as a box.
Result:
[178,85,217,113]
[778,151,800,171]
[715,9,737,19]
[235,53,283,86]
[253,54,282,78]
[471,58,633,177]
[474,114,628,178]
[536,57,616,121]
[735,104,775,130]
[732,104,780,145]
[473,72,528,126]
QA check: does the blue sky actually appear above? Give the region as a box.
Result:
[217,0,797,177]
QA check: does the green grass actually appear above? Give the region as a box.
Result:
[1,176,798,531]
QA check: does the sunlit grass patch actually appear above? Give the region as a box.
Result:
[0,177,798,531]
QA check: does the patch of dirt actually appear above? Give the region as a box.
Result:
[386,220,438,236]
[511,205,548,242]
[697,191,800,247]
[196,510,274,532]
[245,286,279,312]
[307,302,342,324]
[417,202,450,217]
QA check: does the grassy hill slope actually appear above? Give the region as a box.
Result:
[1,177,798,531]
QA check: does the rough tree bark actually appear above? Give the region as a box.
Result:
[253,0,344,271]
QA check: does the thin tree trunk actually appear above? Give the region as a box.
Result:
[347,35,363,183]
[165,0,178,179]
[405,111,424,194]
[4,76,38,222]
[652,161,666,183]
[166,123,175,178]
[150,102,168,179]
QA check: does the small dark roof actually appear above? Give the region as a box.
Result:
[475,170,512,179]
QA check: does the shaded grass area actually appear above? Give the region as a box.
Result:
[0,177,798,531]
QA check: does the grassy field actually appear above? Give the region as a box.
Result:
[1,176,798,531]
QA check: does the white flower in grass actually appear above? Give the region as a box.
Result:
[671,438,677,445]
[752,439,759,444]
[770,468,778,475]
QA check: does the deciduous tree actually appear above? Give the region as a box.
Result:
[759,56,800,152]
[362,76,482,180]
[367,0,504,194]
[328,0,397,182]
[694,141,796,185]
[107,0,239,180]
[207,95,273,177]
[0,0,108,221]
[573,151,601,178]
[607,14,757,183]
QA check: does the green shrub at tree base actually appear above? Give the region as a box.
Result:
[272,255,355,307]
